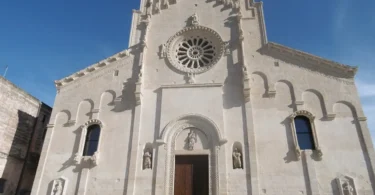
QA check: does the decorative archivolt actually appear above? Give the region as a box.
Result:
[289,110,315,121]
[158,114,227,146]
[73,119,104,166]
[83,119,103,128]
[289,110,322,160]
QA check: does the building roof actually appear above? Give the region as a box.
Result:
[261,42,358,78]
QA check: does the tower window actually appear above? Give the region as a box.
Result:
[289,110,322,160]
[83,124,101,156]
[294,116,315,150]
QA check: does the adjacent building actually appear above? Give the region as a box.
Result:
[31,0,375,195]
[0,76,51,195]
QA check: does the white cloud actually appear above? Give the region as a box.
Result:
[333,0,350,32]
[356,80,375,98]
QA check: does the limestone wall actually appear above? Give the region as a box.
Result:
[0,77,51,194]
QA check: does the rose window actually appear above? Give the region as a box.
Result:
[177,37,216,69]
[166,26,224,74]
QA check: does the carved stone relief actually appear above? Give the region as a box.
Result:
[50,177,68,195]
[232,148,242,169]
[143,150,152,170]
[160,43,167,58]
[190,13,199,26]
[145,0,153,17]
[336,175,357,195]
[186,129,197,150]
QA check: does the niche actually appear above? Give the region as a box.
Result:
[232,142,243,169]
[143,143,153,170]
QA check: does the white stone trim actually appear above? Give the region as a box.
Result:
[265,42,357,77]
[73,119,104,166]
[289,110,322,160]
[161,83,223,89]
[157,114,227,195]
[54,50,131,89]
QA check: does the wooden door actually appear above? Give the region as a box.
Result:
[174,155,208,195]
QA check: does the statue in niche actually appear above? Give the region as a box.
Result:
[155,1,160,13]
[145,0,153,17]
[187,130,197,150]
[143,151,152,169]
[160,43,167,58]
[52,180,63,195]
[232,148,242,169]
[224,41,231,55]
[233,0,240,9]
[190,13,199,26]
[342,181,354,195]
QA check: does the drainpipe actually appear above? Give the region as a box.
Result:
[15,101,42,195]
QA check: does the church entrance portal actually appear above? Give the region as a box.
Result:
[174,155,209,195]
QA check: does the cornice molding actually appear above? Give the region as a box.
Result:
[161,83,223,89]
[264,42,358,78]
[54,49,131,89]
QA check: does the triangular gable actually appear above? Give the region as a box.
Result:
[54,49,131,89]
[258,42,358,79]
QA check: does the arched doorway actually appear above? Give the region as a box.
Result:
[156,114,228,195]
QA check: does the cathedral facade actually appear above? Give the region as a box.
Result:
[31,0,375,194]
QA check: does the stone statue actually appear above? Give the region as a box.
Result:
[191,13,199,26]
[233,148,242,169]
[161,44,166,58]
[233,0,240,9]
[52,180,63,195]
[342,181,354,195]
[155,1,160,13]
[124,49,130,56]
[146,0,153,17]
[143,151,152,169]
[187,73,195,84]
[224,41,231,55]
[187,130,197,150]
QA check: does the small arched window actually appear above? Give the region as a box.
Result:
[83,124,101,156]
[294,116,315,150]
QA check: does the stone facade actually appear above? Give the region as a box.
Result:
[31,0,375,195]
[0,76,51,195]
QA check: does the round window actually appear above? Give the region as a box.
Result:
[166,26,224,74]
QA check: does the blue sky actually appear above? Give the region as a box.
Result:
[0,0,374,141]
